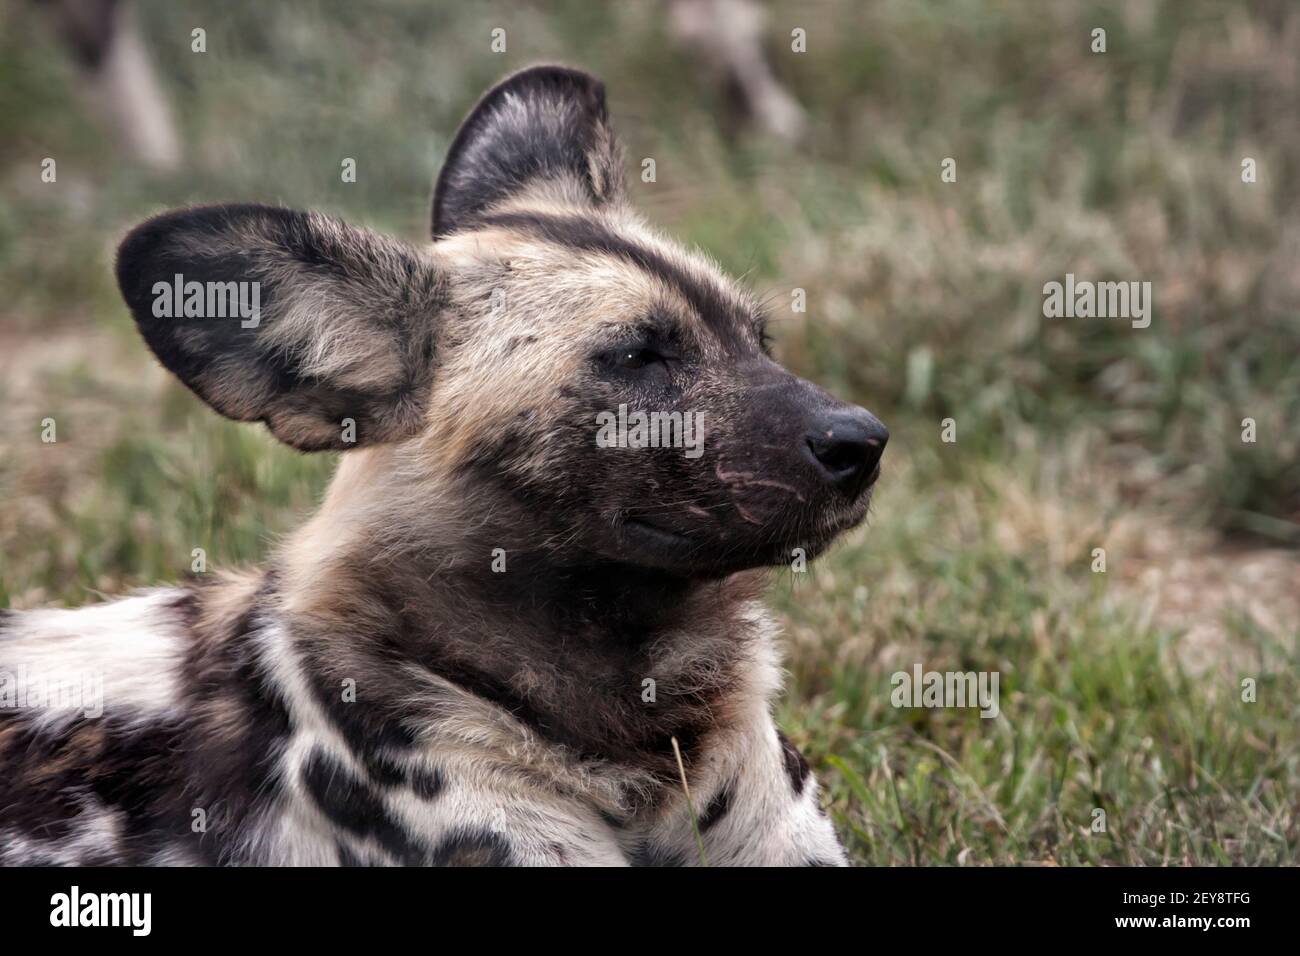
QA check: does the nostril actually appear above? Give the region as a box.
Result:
[806,434,868,476]
[803,410,888,488]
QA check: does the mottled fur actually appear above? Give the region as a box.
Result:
[1,66,887,866]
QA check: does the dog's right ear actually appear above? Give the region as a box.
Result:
[431,65,625,239]
[116,203,442,451]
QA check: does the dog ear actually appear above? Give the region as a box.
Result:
[431,65,625,239]
[116,203,442,451]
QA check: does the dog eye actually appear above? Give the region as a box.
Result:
[612,348,662,369]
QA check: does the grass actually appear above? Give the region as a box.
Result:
[1,0,1297,864]
[771,440,1298,864]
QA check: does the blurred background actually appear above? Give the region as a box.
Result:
[1,0,1297,864]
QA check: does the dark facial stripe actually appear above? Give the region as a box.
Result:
[300,747,427,866]
[480,211,754,340]
[777,730,811,796]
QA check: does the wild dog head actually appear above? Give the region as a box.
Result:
[116,66,886,578]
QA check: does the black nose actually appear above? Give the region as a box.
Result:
[804,409,888,490]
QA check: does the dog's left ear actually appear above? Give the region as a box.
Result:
[431,65,625,239]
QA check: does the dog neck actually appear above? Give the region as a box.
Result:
[262,447,772,795]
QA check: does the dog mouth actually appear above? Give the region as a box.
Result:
[622,517,697,549]
[617,484,874,570]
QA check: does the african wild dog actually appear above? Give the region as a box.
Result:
[0,66,887,866]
